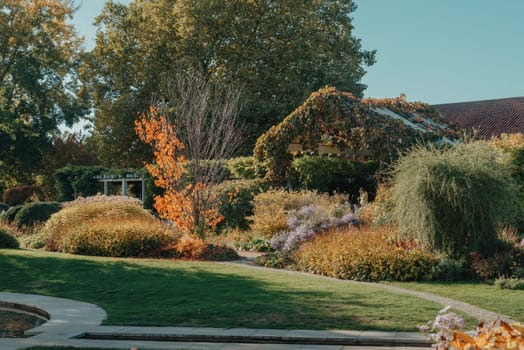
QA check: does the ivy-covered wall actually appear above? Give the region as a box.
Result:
[254,86,459,186]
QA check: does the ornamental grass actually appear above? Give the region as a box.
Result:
[41,196,178,257]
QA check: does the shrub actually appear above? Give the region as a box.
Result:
[41,195,177,256]
[0,202,8,213]
[59,217,176,257]
[0,228,19,249]
[18,231,47,249]
[13,202,61,227]
[198,244,239,261]
[433,257,472,281]
[0,205,23,224]
[54,165,108,201]
[295,225,439,281]
[469,242,524,280]
[389,142,519,257]
[2,185,46,206]
[254,252,294,269]
[270,204,358,252]
[249,189,348,238]
[236,237,272,252]
[495,277,524,290]
[213,179,267,231]
[225,156,267,180]
[287,155,377,194]
[175,234,239,261]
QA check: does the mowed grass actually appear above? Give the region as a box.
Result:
[393,281,524,322]
[0,249,449,332]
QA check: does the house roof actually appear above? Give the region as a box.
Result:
[433,97,524,138]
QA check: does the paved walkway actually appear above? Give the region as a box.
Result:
[0,263,512,350]
[0,292,429,349]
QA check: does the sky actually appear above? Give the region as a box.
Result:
[71,0,524,105]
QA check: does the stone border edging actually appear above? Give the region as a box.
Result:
[0,300,50,320]
[0,292,107,339]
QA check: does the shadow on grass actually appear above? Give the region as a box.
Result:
[0,250,439,331]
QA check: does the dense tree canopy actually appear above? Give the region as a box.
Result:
[0,0,87,187]
[84,0,375,165]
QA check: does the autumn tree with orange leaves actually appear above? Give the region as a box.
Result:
[135,72,243,234]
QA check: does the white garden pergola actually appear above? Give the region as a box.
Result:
[94,173,146,205]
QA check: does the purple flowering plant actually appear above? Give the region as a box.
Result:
[418,306,465,349]
[270,204,359,252]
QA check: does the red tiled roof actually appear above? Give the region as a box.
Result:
[433,97,524,138]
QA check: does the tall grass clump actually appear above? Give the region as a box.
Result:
[41,195,177,257]
[389,142,518,257]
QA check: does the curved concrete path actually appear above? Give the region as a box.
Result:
[0,292,428,349]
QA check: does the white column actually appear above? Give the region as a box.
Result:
[122,180,128,196]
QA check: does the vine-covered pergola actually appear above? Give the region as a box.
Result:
[254,87,452,186]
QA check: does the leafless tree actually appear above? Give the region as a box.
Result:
[156,71,243,233]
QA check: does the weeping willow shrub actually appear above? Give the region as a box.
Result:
[390,142,518,257]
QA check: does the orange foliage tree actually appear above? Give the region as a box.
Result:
[135,106,223,233]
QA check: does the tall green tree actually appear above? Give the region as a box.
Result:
[0,0,87,189]
[85,0,375,165]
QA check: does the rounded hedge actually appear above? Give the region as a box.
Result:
[0,205,23,224]
[59,218,176,257]
[41,195,177,257]
[0,229,19,249]
[295,227,438,281]
[14,202,61,227]
[0,202,9,213]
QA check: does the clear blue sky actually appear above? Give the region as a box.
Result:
[71,0,524,105]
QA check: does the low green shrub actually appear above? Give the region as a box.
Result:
[295,226,438,281]
[495,277,524,290]
[213,179,267,231]
[236,237,272,252]
[254,252,294,269]
[0,205,23,224]
[0,229,19,249]
[433,257,472,281]
[225,156,267,180]
[13,202,61,227]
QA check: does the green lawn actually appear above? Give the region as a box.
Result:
[1,249,452,332]
[393,281,524,322]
